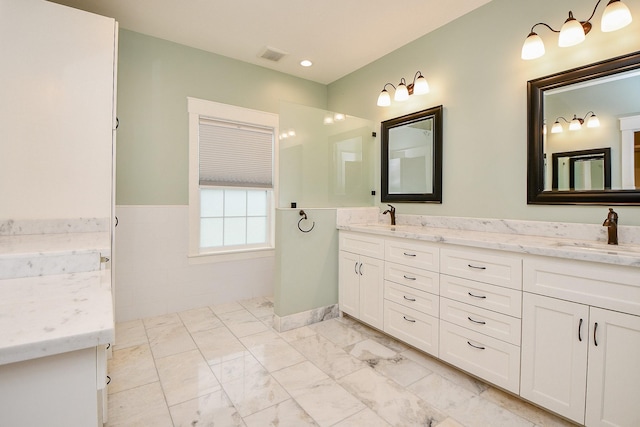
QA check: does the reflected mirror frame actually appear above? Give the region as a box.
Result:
[381,105,443,203]
[527,50,640,205]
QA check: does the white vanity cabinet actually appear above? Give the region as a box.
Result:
[339,232,385,329]
[383,238,440,356]
[521,256,640,426]
[439,247,523,393]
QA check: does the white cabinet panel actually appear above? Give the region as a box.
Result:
[384,300,438,356]
[441,247,522,290]
[359,256,384,330]
[339,232,385,259]
[586,308,640,427]
[339,251,361,317]
[440,274,522,317]
[384,281,439,317]
[384,262,439,294]
[385,238,439,271]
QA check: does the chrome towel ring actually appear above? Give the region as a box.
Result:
[298,210,315,233]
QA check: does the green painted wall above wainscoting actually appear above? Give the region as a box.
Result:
[328,0,640,226]
[115,29,327,206]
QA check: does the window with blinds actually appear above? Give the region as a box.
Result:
[195,113,275,252]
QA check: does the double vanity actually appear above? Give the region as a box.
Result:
[337,210,640,427]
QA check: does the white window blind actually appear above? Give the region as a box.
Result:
[199,117,274,187]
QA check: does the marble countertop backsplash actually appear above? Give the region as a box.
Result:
[336,208,640,268]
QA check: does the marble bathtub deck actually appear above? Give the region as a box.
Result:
[107,297,576,427]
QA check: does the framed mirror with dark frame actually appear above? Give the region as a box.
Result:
[527,50,640,205]
[381,105,443,203]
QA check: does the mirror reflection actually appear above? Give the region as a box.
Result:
[381,105,443,203]
[527,51,640,205]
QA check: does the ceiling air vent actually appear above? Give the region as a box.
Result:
[258,46,288,62]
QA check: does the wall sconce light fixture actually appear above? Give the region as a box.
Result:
[521,0,632,60]
[377,71,430,107]
[550,111,600,133]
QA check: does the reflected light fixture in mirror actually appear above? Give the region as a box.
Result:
[550,111,600,133]
[521,0,632,60]
[377,71,430,106]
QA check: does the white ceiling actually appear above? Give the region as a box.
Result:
[48,0,492,85]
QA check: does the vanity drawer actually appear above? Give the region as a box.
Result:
[384,300,438,357]
[385,238,439,272]
[384,281,439,317]
[440,274,522,318]
[440,297,521,345]
[384,262,439,295]
[441,247,522,290]
[440,320,520,393]
[339,231,384,259]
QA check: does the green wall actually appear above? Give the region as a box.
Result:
[116,30,327,205]
[328,0,640,226]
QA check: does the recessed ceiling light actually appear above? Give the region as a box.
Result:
[300,60,313,67]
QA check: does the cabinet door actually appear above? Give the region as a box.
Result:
[358,255,384,330]
[520,293,589,424]
[586,308,640,427]
[339,251,360,318]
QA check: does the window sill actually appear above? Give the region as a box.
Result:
[188,247,275,265]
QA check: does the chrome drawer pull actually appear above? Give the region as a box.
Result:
[403,316,416,323]
[468,292,487,299]
[403,275,416,281]
[467,341,485,350]
[468,316,486,325]
[467,264,487,270]
[403,252,417,257]
[403,296,416,302]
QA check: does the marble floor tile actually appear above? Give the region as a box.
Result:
[221,369,290,417]
[339,367,447,427]
[178,306,223,334]
[142,312,181,330]
[168,389,244,427]
[107,343,158,394]
[291,377,366,427]
[480,387,576,427]
[191,326,248,365]
[243,398,317,427]
[155,349,221,406]
[271,361,329,396]
[278,325,317,343]
[348,339,430,387]
[238,296,274,319]
[290,333,365,379]
[210,352,267,385]
[448,395,535,427]
[146,322,197,359]
[333,407,391,426]
[210,301,245,315]
[107,382,173,427]
[408,373,477,413]
[401,348,489,395]
[113,319,147,350]
[240,330,306,372]
[107,298,575,427]
[218,308,269,338]
[309,318,368,348]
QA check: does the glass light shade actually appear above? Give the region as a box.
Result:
[569,117,583,131]
[287,129,296,136]
[558,17,586,47]
[551,121,563,133]
[413,75,430,95]
[521,32,545,60]
[601,0,632,32]
[587,115,600,128]
[334,113,345,121]
[377,89,391,107]
[394,83,409,101]
[323,115,334,125]
[543,123,547,134]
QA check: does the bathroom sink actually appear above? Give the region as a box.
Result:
[555,242,640,257]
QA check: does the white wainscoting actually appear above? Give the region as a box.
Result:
[114,205,274,322]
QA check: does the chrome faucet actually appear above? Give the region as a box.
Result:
[602,208,618,245]
[382,204,396,226]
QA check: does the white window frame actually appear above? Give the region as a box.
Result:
[188,97,278,263]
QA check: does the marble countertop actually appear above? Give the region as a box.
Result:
[0,269,114,365]
[338,223,640,268]
[0,231,110,257]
